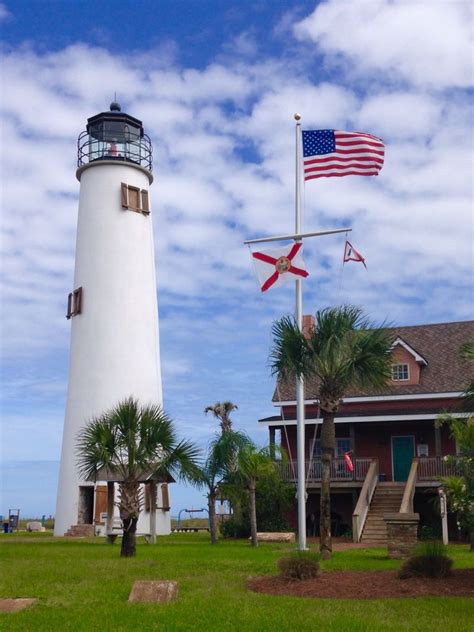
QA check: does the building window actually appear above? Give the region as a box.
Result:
[121,182,149,215]
[312,438,351,458]
[391,363,409,381]
[66,287,82,319]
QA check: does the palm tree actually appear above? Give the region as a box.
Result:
[437,341,474,549]
[204,401,238,433]
[77,397,200,557]
[438,416,474,549]
[234,444,280,546]
[189,430,250,544]
[270,306,393,559]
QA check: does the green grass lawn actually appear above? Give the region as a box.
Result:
[0,533,473,631]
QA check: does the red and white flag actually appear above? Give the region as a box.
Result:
[251,243,309,292]
[343,241,367,269]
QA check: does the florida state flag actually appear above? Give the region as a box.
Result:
[251,243,309,292]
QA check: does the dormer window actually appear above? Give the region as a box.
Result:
[391,363,409,381]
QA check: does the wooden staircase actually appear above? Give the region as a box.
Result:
[360,483,404,544]
[64,524,95,537]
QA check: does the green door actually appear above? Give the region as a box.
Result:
[392,436,414,481]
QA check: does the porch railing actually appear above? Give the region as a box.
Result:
[277,457,373,483]
[417,456,461,480]
[400,458,419,513]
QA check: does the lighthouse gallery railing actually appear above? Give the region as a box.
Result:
[77,131,153,172]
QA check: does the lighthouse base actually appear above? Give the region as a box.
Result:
[55,481,171,538]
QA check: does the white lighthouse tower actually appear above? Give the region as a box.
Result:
[55,103,168,537]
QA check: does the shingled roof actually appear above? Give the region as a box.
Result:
[273,320,474,402]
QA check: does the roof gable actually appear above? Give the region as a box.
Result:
[391,337,427,365]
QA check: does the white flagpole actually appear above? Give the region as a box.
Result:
[294,113,307,551]
[244,120,354,552]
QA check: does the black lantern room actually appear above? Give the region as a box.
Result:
[77,102,152,172]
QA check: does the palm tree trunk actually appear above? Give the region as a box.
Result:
[319,412,336,560]
[208,489,219,544]
[249,482,258,547]
[121,517,138,557]
[119,480,140,557]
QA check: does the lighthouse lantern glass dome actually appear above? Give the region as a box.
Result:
[78,108,153,172]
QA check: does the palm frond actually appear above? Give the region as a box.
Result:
[153,439,203,483]
[76,414,118,480]
[236,444,278,486]
[76,397,200,486]
[270,315,311,379]
[271,306,393,407]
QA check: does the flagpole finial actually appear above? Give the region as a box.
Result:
[294,113,301,121]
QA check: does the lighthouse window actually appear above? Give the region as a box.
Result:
[66,287,83,319]
[121,182,150,215]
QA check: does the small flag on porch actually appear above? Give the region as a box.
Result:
[251,242,309,292]
[344,452,354,473]
[302,130,384,180]
[343,241,367,269]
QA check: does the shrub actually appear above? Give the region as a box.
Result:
[398,541,453,579]
[219,518,249,539]
[418,524,442,541]
[277,552,320,580]
[221,477,294,539]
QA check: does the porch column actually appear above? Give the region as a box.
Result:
[349,423,356,454]
[434,423,442,456]
[149,482,157,544]
[106,481,115,544]
[269,427,276,459]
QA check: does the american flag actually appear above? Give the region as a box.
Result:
[302,130,384,180]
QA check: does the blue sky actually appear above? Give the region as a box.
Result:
[0,0,472,518]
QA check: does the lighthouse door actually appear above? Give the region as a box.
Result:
[78,486,94,524]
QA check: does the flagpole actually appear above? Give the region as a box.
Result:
[294,113,307,551]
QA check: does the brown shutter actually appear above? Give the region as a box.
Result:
[161,483,170,511]
[121,183,128,208]
[141,189,149,214]
[66,292,73,319]
[74,287,83,315]
[144,483,151,512]
[128,187,140,210]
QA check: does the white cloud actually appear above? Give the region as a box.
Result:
[357,92,443,139]
[294,0,473,89]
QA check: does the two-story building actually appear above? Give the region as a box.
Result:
[259,320,473,543]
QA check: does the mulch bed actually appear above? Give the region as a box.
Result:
[248,569,474,599]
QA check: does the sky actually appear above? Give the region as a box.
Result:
[0,0,472,519]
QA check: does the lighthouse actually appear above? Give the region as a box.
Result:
[54,103,168,537]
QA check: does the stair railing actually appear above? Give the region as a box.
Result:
[399,458,419,513]
[352,459,379,543]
